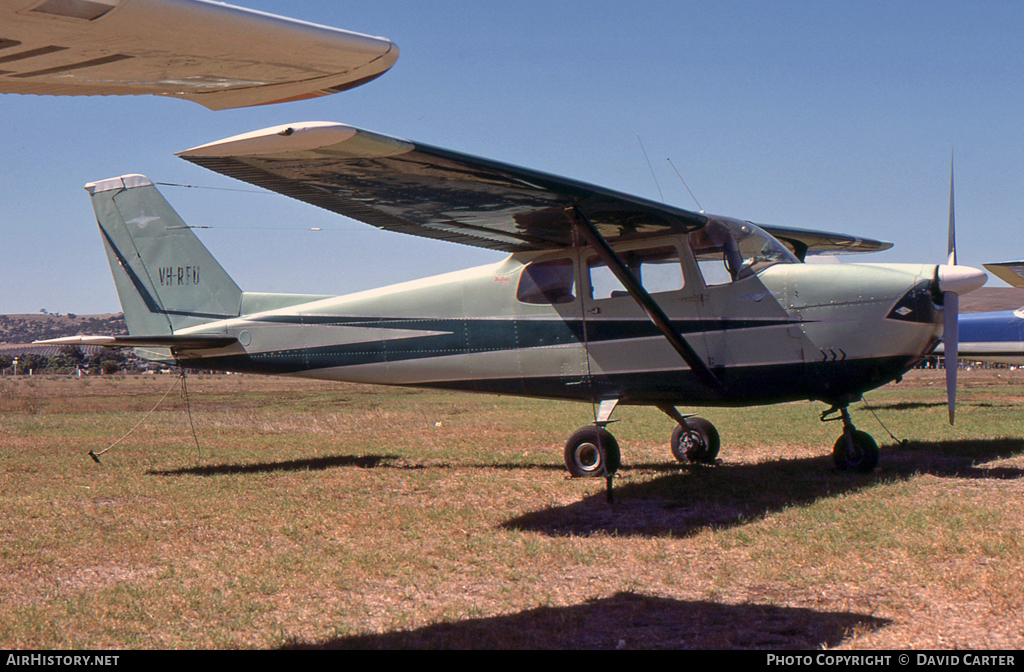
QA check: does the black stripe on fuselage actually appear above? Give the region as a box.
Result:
[176,315,802,375]
[172,314,914,404]
[245,314,799,347]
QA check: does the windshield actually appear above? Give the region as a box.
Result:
[689,218,798,285]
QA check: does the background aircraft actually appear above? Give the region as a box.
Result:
[46,121,987,478]
[0,0,397,109]
[944,261,1024,365]
[931,167,1024,369]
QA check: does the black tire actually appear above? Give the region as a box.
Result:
[564,426,621,478]
[832,430,879,472]
[670,417,720,464]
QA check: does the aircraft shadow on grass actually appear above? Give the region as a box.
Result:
[865,400,950,411]
[146,454,417,477]
[147,455,569,477]
[867,399,1020,412]
[502,438,1024,539]
[147,455,579,476]
[280,591,889,650]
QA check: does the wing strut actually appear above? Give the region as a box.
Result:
[566,206,726,396]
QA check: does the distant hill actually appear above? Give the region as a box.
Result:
[0,313,127,346]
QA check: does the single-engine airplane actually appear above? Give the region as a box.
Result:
[45,122,988,476]
[0,0,397,109]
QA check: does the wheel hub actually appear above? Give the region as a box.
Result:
[574,442,602,472]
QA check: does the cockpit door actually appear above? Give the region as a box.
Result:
[687,220,806,370]
[579,241,707,397]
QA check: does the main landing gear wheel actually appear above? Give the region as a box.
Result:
[670,417,720,464]
[564,426,621,478]
[832,430,879,472]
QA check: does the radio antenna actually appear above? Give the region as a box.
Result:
[636,135,664,203]
[667,158,704,213]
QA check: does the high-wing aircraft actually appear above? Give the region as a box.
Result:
[0,0,397,109]
[45,122,988,477]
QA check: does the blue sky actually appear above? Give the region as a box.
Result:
[2,0,1023,314]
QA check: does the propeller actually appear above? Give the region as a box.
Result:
[936,154,986,424]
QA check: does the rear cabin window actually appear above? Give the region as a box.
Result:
[517,259,577,304]
[587,247,685,300]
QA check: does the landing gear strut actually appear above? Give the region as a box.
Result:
[822,406,879,472]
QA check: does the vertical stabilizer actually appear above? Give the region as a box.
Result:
[86,175,242,335]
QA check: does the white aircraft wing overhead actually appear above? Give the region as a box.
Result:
[178,121,893,255]
[0,0,398,110]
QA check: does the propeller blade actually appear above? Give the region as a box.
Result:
[943,290,959,425]
[944,151,959,425]
[947,153,956,266]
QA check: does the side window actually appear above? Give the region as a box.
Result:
[517,259,576,304]
[689,220,799,287]
[689,224,741,287]
[587,247,685,300]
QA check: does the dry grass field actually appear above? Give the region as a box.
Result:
[1,369,1022,649]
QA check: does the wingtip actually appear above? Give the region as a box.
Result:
[177,122,358,158]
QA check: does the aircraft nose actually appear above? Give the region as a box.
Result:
[936,264,987,296]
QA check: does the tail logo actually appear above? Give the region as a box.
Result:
[126,212,160,228]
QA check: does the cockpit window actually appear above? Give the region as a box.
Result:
[517,259,576,304]
[689,219,797,286]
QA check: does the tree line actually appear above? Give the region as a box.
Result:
[0,346,131,376]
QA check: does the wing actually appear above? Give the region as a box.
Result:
[983,260,1024,288]
[178,121,892,255]
[760,224,893,260]
[0,0,397,110]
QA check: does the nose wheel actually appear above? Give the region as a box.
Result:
[670,417,720,464]
[823,406,879,472]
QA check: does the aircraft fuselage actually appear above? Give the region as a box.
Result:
[167,243,942,408]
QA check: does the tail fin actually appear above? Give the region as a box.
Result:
[86,175,242,335]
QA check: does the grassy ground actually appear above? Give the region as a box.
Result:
[0,369,1022,649]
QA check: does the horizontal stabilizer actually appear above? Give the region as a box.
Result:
[35,334,238,350]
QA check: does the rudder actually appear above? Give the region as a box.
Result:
[86,174,242,335]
